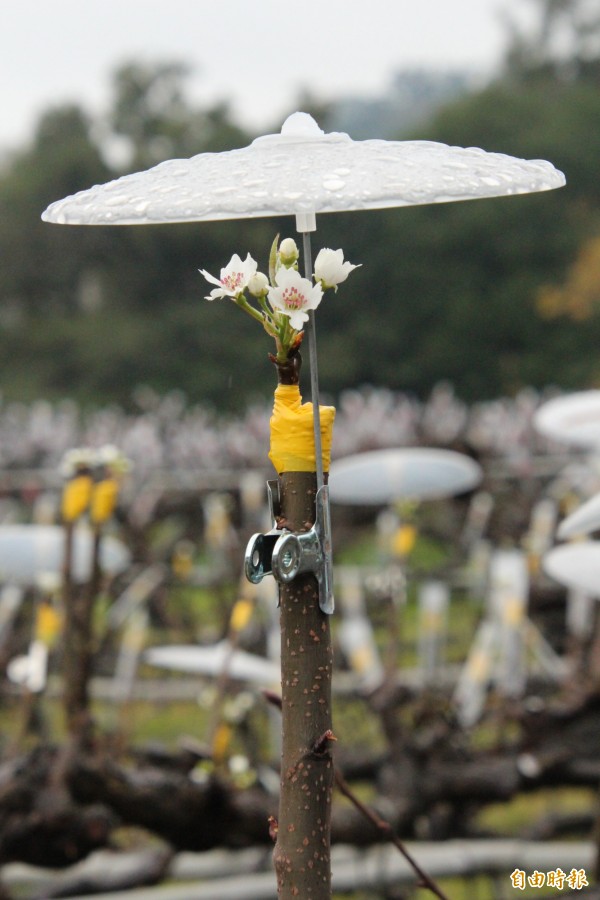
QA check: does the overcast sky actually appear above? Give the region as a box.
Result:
[2,0,536,152]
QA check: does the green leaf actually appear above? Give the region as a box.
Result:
[269,233,279,286]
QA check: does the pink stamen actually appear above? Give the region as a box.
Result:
[282,287,306,310]
[221,272,244,291]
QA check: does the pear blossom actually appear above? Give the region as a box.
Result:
[200,253,258,300]
[314,248,361,290]
[279,237,299,267]
[59,447,95,478]
[268,266,323,331]
[248,271,269,298]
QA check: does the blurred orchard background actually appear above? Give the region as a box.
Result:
[1,1,600,898]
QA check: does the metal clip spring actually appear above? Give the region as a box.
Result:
[244,481,334,615]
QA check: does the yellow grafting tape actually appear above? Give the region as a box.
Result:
[61,474,93,522]
[35,601,61,646]
[392,524,417,558]
[230,598,254,634]
[90,478,119,524]
[212,722,233,763]
[268,384,336,474]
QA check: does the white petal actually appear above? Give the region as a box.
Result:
[204,288,227,301]
[240,253,259,278]
[223,253,245,272]
[288,310,309,330]
[200,268,223,288]
[306,282,324,309]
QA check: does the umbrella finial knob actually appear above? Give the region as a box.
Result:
[281,112,324,138]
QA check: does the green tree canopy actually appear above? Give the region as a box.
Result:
[1,44,599,410]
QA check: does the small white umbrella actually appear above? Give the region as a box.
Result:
[0,524,130,586]
[543,541,600,597]
[329,447,482,505]
[534,390,600,449]
[42,112,564,227]
[144,640,280,686]
[558,491,600,539]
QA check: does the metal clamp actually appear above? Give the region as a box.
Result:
[244,482,334,615]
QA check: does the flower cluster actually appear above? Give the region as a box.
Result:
[60,444,131,479]
[200,237,360,363]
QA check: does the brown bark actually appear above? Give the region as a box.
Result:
[272,472,335,898]
[0,745,115,868]
[69,753,240,850]
[4,725,600,870]
[61,524,95,744]
[269,347,302,385]
[269,348,335,898]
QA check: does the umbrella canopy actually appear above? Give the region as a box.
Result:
[328,447,482,505]
[0,525,130,586]
[543,541,600,598]
[558,491,600,539]
[42,112,565,226]
[145,640,279,685]
[534,390,600,449]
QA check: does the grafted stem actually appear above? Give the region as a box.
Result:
[270,347,302,385]
[273,470,334,899]
[270,351,334,898]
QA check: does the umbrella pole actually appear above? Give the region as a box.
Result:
[299,229,325,492]
[299,227,334,616]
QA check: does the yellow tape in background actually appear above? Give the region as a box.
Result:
[230,598,254,634]
[61,474,93,522]
[268,384,336,474]
[35,601,62,646]
[90,478,119,524]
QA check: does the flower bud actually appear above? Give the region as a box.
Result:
[248,271,270,297]
[279,238,299,267]
[314,247,361,290]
